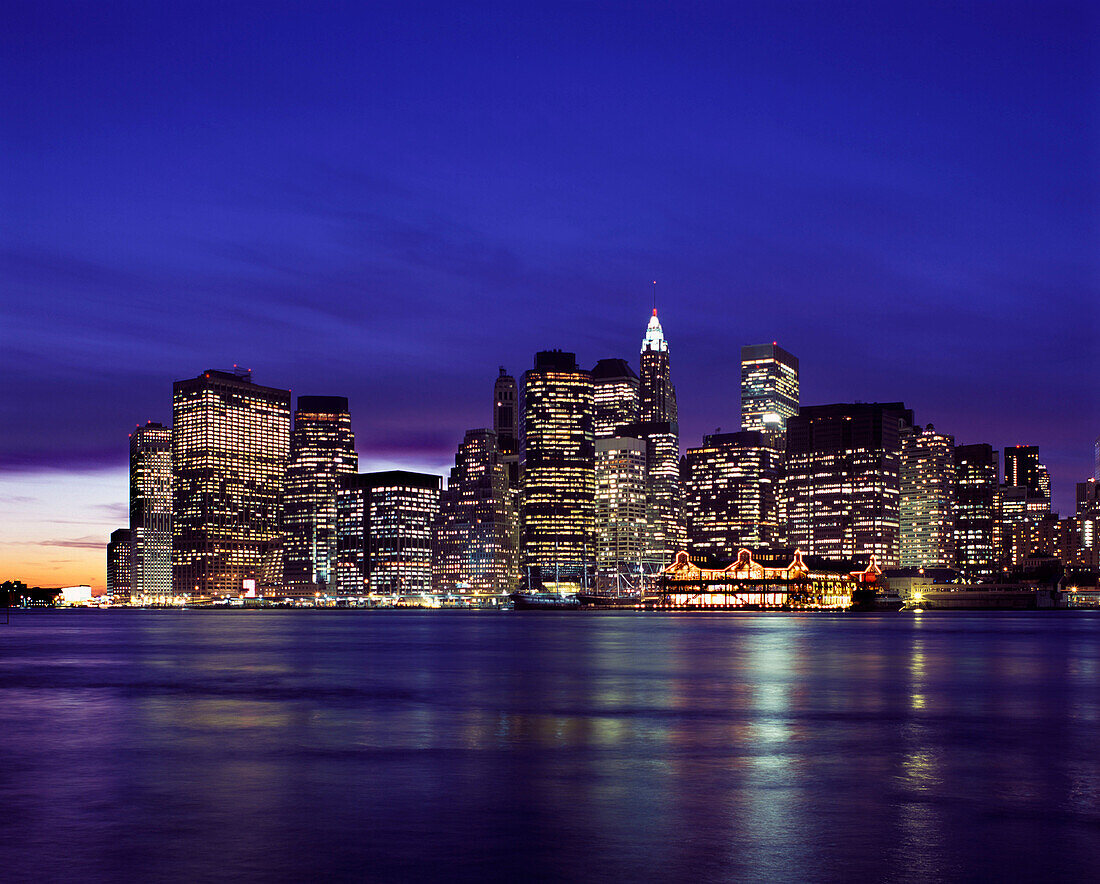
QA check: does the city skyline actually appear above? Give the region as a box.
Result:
[2,3,1096,590]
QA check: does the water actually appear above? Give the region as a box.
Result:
[3,610,1099,882]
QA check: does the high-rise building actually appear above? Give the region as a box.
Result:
[740,343,799,448]
[639,309,677,423]
[107,528,132,605]
[434,429,519,595]
[592,358,639,439]
[520,350,594,586]
[282,396,358,598]
[784,402,914,567]
[336,470,440,596]
[620,420,686,565]
[996,483,1029,566]
[953,443,1000,580]
[129,421,172,602]
[493,368,520,488]
[683,431,782,560]
[1005,445,1052,515]
[899,424,955,569]
[594,436,649,581]
[172,368,291,599]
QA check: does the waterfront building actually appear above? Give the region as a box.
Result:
[594,436,649,583]
[493,368,520,488]
[620,420,686,566]
[683,431,781,560]
[434,429,519,595]
[107,528,132,605]
[592,358,640,439]
[953,443,1000,580]
[520,350,595,585]
[740,343,799,449]
[784,402,914,568]
[172,368,291,599]
[282,396,358,598]
[336,470,440,596]
[639,309,677,423]
[129,421,172,602]
[899,424,955,569]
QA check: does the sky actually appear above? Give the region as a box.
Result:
[2,1,1097,590]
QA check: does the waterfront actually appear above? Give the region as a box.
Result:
[3,611,1100,882]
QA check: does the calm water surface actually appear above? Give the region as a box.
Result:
[3,610,1099,882]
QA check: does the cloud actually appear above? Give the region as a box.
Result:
[30,537,105,550]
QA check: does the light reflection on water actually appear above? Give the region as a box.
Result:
[3,610,1100,882]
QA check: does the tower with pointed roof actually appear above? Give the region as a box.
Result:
[639,309,677,423]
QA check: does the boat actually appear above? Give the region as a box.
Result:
[575,591,642,608]
[508,591,582,610]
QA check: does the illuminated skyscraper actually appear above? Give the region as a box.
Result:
[283,396,358,597]
[335,470,440,595]
[899,424,955,569]
[434,429,519,595]
[784,402,914,567]
[107,528,132,605]
[683,431,781,560]
[520,350,594,585]
[129,421,172,602]
[594,436,648,582]
[740,343,799,448]
[493,368,520,487]
[1004,445,1052,516]
[172,368,291,599]
[953,443,999,580]
[639,310,677,423]
[619,420,686,564]
[592,358,639,439]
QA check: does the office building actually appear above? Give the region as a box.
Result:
[954,443,1000,580]
[172,368,291,599]
[683,431,781,560]
[592,358,639,439]
[107,528,132,605]
[740,343,799,448]
[1005,445,1052,515]
[282,396,358,597]
[520,350,595,585]
[434,429,519,595]
[493,368,520,487]
[899,424,955,569]
[640,309,677,423]
[784,402,914,567]
[336,470,440,595]
[620,420,686,565]
[594,436,649,582]
[129,421,172,602]
[996,483,1029,566]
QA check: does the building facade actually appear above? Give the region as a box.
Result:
[592,358,640,439]
[434,429,519,595]
[336,470,441,596]
[594,436,649,583]
[107,528,132,605]
[282,396,358,597]
[639,309,677,423]
[172,369,291,599]
[520,350,595,585]
[953,443,1000,580]
[683,430,782,560]
[784,402,914,567]
[899,424,955,569]
[740,343,799,449]
[493,368,520,488]
[129,421,173,602]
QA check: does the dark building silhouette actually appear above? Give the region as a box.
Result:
[493,367,520,487]
[107,528,132,605]
[954,443,1000,580]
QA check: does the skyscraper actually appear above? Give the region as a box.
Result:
[619,420,686,565]
[493,368,520,488]
[899,424,955,569]
[172,368,291,599]
[282,396,358,597]
[520,350,594,586]
[1004,445,1052,516]
[740,343,799,448]
[592,358,639,439]
[953,443,999,580]
[129,421,172,602]
[107,528,132,605]
[594,436,648,583]
[434,429,519,595]
[683,430,782,560]
[335,470,440,595]
[639,309,677,423]
[784,402,914,567]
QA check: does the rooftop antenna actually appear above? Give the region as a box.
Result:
[652,280,657,314]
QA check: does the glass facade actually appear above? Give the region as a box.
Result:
[740,343,799,449]
[594,436,648,578]
[899,424,955,569]
[129,421,173,602]
[953,443,999,580]
[592,358,640,439]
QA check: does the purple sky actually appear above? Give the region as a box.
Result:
[3,2,1098,522]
